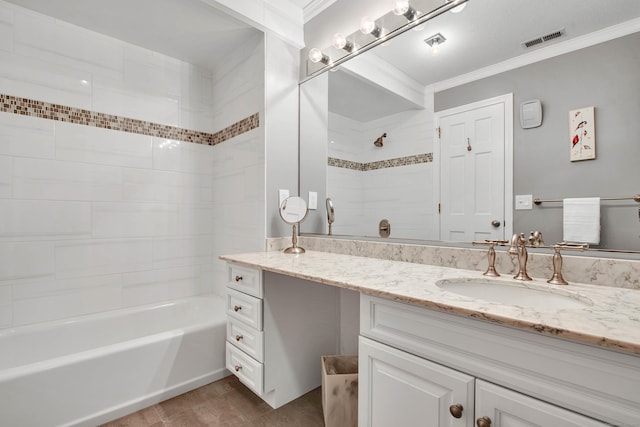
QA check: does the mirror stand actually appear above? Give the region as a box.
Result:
[284,224,306,254]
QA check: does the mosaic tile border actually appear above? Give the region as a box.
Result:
[0,93,259,146]
[328,152,433,171]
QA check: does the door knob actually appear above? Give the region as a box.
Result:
[476,416,492,427]
[491,220,501,228]
[449,404,463,418]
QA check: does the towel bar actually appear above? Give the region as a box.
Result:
[533,194,640,205]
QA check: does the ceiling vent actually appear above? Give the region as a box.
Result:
[521,29,566,49]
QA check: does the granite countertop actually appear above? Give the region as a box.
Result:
[220,250,640,356]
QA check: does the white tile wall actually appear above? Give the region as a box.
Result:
[0,241,54,281]
[12,274,122,326]
[0,3,13,54]
[0,112,55,158]
[55,122,153,169]
[92,202,179,238]
[0,285,12,329]
[0,199,91,238]
[123,265,203,307]
[0,155,11,198]
[13,157,123,201]
[0,0,265,328]
[55,239,153,279]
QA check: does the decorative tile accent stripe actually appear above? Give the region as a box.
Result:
[0,93,259,146]
[328,153,433,171]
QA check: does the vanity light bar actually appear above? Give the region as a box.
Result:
[304,0,470,80]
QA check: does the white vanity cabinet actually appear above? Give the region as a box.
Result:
[360,294,639,427]
[225,263,340,409]
[225,264,264,395]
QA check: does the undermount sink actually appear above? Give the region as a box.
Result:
[436,278,592,311]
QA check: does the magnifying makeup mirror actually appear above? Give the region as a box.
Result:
[279,196,308,254]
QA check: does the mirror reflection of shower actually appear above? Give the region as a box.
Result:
[326,198,335,235]
[373,132,387,147]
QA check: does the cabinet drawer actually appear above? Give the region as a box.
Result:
[227,318,264,362]
[227,288,262,330]
[226,342,263,396]
[228,264,262,298]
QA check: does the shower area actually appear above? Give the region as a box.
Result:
[0,0,276,425]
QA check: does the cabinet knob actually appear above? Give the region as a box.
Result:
[234,365,242,372]
[233,305,242,312]
[449,404,463,418]
[235,275,243,282]
[476,416,492,427]
[235,334,243,341]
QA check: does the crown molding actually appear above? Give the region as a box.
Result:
[428,17,640,93]
[201,0,304,48]
[303,0,338,23]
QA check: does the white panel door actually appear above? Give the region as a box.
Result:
[438,100,506,242]
[359,337,474,427]
[475,380,610,427]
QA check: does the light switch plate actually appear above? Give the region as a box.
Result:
[278,189,289,208]
[515,194,533,210]
[308,191,318,210]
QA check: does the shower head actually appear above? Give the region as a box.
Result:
[374,133,387,147]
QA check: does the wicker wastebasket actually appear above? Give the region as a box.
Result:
[321,355,358,427]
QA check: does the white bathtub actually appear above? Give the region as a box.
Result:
[0,295,228,427]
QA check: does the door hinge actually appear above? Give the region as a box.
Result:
[436,127,441,139]
[438,203,441,213]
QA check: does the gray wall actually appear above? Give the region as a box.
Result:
[435,32,640,250]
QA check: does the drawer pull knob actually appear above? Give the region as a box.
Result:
[234,365,242,372]
[476,416,492,427]
[234,305,242,312]
[235,275,243,282]
[449,404,463,418]
[235,334,244,341]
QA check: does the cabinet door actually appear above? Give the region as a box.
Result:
[359,337,474,427]
[475,380,610,427]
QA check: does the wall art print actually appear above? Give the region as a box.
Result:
[569,106,595,161]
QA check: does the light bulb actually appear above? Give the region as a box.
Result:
[392,0,409,15]
[332,33,347,49]
[308,48,325,63]
[431,39,440,55]
[360,16,375,34]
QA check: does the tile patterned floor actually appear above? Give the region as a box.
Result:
[100,375,325,427]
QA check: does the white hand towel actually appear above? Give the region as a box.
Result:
[563,197,600,245]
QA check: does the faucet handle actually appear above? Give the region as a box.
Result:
[547,243,588,286]
[471,239,508,246]
[472,240,507,277]
[528,231,544,246]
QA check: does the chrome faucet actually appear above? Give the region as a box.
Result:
[509,233,532,281]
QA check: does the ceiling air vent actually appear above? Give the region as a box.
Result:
[521,29,566,49]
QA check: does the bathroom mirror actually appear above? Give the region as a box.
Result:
[299,0,640,255]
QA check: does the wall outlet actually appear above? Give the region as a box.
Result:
[308,191,318,210]
[515,194,533,210]
[278,189,290,208]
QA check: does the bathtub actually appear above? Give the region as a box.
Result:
[0,295,228,427]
